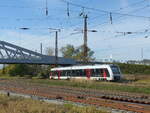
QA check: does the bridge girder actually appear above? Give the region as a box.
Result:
[0,41,76,65]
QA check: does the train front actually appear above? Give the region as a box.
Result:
[110,65,122,81]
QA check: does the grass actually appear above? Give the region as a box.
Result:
[0,74,26,79]
[1,74,150,94]
[136,79,150,84]
[124,74,150,85]
[28,79,150,94]
[0,94,108,113]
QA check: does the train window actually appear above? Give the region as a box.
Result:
[97,69,102,77]
[76,70,79,76]
[67,70,72,76]
[91,69,110,77]
[111,66,120,74]
[91,69,102,77]
[62,70,67,76]
[65,70,68,76]
[62,70,72,76]
[71,69,85,77]
[99,69,103,77]
[72,70,76,76]
[81,69,86,76]
[61,71,64,76]
[78,70,85,76]
[91,69,96,77]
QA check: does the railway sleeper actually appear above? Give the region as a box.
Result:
[77,95,86,99]
[56,95,63,100]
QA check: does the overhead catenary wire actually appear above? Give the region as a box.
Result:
[59,0,150,36]
[0,10,148,39]
[114,0,147,12]
[0,0,149,40]
[0,0,147,33]
[0,0,148,26]
[61,0,150,19]
[89,4,150,28]
[88,0,147,23]
[0,4,45,9]
[1,0,150,61]
[88,1,148,26]
[0,14,83,22]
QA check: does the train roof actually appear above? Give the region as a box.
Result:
[51,64,118,71]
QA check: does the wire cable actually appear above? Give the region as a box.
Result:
[61,0,150,19]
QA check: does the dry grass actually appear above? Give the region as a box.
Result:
[70,78,95,84]
[0,94,108,113]
[123,74,150,85]
[123,74,150,80]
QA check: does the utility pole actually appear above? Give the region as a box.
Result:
[83,14,88,62]
[40,43,43,54]
[141,48,143,60]
[55,31,58,66]
[48,28,60,66]
[82,15,97,62]
[74,12,97,63]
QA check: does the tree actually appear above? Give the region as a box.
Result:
[45,47,54,56]
[75,45,95,61]
[8,64,32,76]
[60,44,75,58]
[60,44,95,61]
[1,64,43,78]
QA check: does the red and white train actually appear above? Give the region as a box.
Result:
[50,64,122,81]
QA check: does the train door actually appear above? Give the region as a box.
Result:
[85,69,91,80]
[102,69,107,80]
[102,69,110,80]
[57,70,61,80]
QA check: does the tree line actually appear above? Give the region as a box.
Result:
[117,63,150,75]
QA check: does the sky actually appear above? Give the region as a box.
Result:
[0,0,150,61]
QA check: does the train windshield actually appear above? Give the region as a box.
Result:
[111,66,120,74]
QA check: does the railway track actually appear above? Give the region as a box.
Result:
[0,79,150,113]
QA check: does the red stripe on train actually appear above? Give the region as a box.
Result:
[57,71,61,80]
[86,69,91,80]
[103,69,107,80]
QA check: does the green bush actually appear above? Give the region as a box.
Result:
[117,63,150,75]
[0,64,46,77]
[37,72,49,79]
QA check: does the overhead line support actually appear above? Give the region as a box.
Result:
[83,14,88,62]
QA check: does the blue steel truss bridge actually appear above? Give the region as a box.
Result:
[0,41,76,65]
